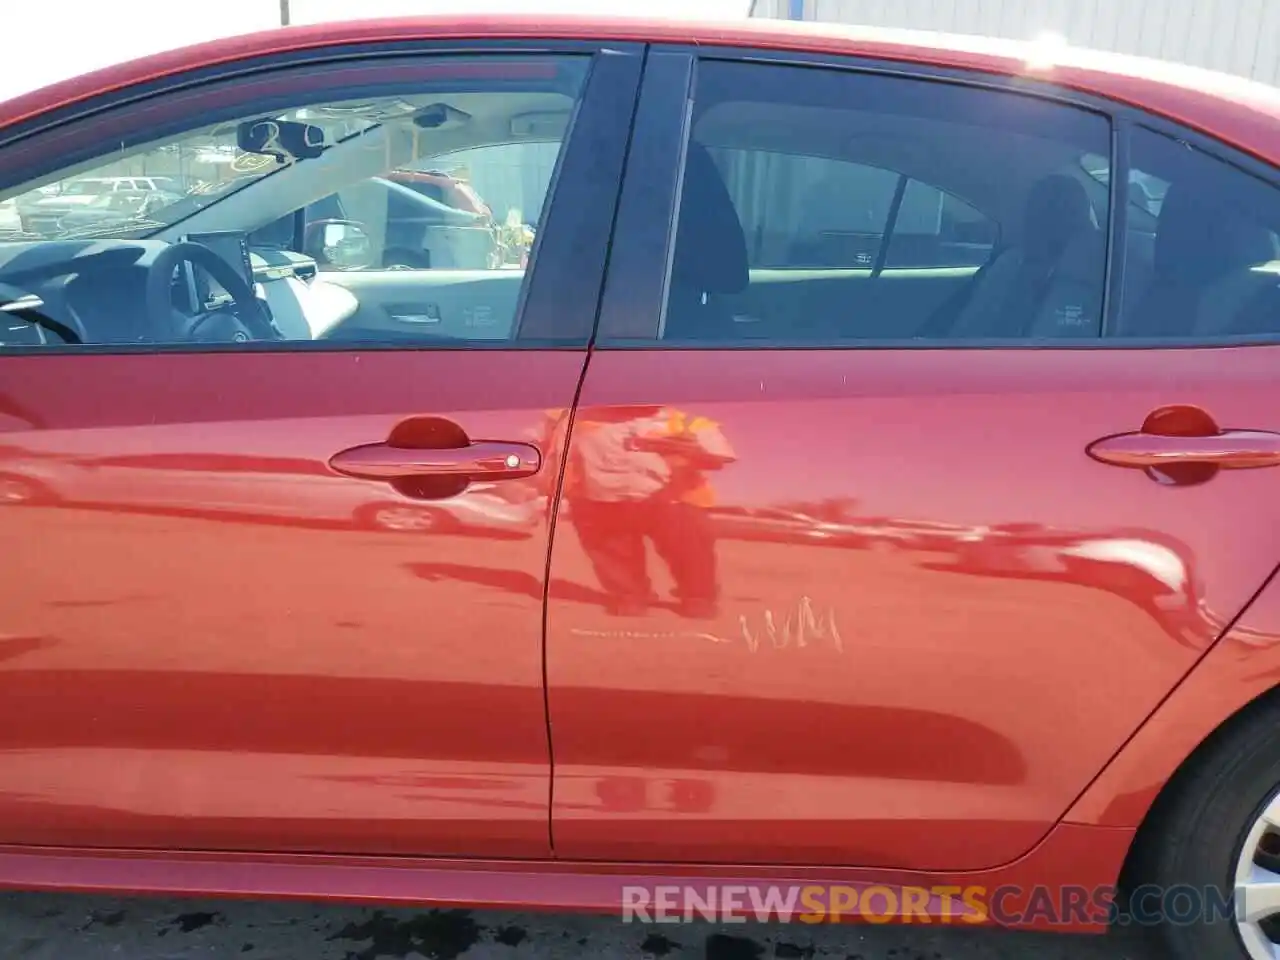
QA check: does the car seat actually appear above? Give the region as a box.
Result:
[1119,182,1276,338]
[948,174,1100,338]
[661,142,750,342]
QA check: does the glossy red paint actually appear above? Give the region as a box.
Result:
[546,347,1280,869]
[2,15,1280,164]
[0,823,1132,932]
[0,350,581,856]
[1066,568,1280,829]
[2,11,1280,937]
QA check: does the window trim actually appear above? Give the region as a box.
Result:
[0,39,645,354]
[1099,117,1131,338]
[0,38,626,156]
[593,50,695,342]
[595,42,1280,351]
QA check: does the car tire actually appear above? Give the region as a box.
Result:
[1137,694,1280,960]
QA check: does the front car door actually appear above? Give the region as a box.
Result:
[0,39,641,855]
[546,47,1280,869]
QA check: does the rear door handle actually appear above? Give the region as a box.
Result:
[329,440,540,482]
[1087,430,1280,469]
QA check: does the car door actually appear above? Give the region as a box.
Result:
[0,42,641,856]
[545,49,1280,870]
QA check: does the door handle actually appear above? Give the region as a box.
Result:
[1088,430,1280,469]
[329,440,540,482]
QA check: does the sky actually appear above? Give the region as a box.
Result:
[4,0,751,102]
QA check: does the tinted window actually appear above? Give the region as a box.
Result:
[1108,127,1280,340]
[660,61,1111,343]
[713,149,995,271]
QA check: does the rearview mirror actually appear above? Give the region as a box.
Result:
[237,119,326,162]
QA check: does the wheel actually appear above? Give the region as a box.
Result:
[1138,695,1280,959]
[360,503,447,533]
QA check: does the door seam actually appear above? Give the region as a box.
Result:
[540,44,651,857]
[539,343,595,859]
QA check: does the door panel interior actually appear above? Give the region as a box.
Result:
[320,270,527,341]
[725,267,977,339]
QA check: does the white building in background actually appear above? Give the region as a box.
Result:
[748,0,1280,85]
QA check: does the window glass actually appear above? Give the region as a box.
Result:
[660,61,1111,343]
[1108,127,1280,340]
[0,56,587,348]
[885,180,997,269]
[296,142,559,272]
[60,180,111,197]
[1081,151,1169,216]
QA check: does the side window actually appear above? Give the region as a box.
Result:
[0,55,589,348]
[708,150,994,271]
[885,180,997,268]
[660,61,1111,344]
[306,142,553,273]
[1102,128,1280,340]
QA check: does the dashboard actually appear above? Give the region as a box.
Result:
[0,237,357,347]
[179,230,256,312]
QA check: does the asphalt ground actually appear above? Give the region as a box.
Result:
[0,893,1164,959]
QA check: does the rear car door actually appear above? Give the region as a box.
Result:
[0,42,641,856]
[546,49,1280,869]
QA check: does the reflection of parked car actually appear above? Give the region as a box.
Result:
[920,523,1207,646]
[0,449,540,537]
[708,505,859,544]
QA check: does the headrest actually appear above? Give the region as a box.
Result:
[1022,174,1096,266]
[1155,183,1274,282]
[670,142,749,295]
[1027,230,1107,337]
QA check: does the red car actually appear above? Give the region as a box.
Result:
[2,14,1280,960]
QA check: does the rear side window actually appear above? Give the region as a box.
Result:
[714,149,996,271]
[1105,128,1280,340]
[659,60,1112,344]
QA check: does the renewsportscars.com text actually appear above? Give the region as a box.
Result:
[620,883,1244,927]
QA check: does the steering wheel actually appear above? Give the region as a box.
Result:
[145,241,279,343]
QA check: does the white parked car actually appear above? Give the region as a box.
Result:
[19,176,182,235]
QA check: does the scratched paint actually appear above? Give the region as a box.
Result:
[570,595,843,654]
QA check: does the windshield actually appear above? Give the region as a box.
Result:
[1,100,398,240]
[60,180,112,197]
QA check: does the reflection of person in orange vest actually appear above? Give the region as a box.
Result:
[551,405,736,618]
